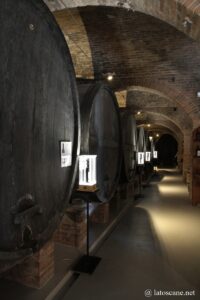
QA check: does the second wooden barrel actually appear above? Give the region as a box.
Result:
[137,127,147,152]
[78,82,122,202]
[120,112,137,182]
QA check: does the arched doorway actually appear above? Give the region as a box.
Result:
[156,134,178,168]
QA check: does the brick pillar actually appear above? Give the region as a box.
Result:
[6,240,54,289]
[91,202,110,224]
[177,137,183,171]
[186,169,192,200]
[54,207,87,249]
[183,131,192,181]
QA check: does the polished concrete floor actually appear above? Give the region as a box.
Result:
[62,169,200,300]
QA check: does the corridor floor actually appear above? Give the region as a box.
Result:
[62,169,200,300]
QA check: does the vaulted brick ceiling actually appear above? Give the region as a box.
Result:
[50,1,200,133]
[78,6,200,128]
[127,86,193,132]
[45,0,200,42]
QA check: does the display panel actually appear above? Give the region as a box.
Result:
[79,155,97,186]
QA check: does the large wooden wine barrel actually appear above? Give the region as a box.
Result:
[0,0,80,272]
[137,127,146,152]
[78,82,122,202]
[120,113,137,182]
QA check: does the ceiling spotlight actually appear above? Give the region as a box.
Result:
[147,124,151,127]
[137,111,141,115]
[156,134,160,137]
[182,16,192,28]
[103,72,115,81]
[107,74,113,81]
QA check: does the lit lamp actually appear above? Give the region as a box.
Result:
[137,152,145,165]
[79,155,97,186]
[149,136,153,142]
[103,72,115,81]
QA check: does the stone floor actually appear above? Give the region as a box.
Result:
[62,169,200,300]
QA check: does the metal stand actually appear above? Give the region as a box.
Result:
[73,189,101,274]
[135,166,144,200]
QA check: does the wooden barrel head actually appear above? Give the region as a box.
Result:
[0,0,80,270]
[78,83,122,202]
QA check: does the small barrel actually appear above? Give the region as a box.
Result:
[0,0,80,272]
[120,112,137,182]
[78,82,122,202]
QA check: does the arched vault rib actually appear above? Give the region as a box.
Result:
[44,0,200,42]
[136,111,184,142]
[126,86,193,132]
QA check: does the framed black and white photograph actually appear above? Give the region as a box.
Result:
[60,141,72,168]
[145,151,151,162]
[79,155,97,186]
[137,152,145,165]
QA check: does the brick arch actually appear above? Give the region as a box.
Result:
[126,86,193,133]
[138,111,184,140]
[44,0,200,42]
[47,2,200,127]
[131,78,200,129]
[138,122,180,143]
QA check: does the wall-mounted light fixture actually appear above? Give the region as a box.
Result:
[156,134,160,138]
[149,136,153,141]
[103,72,116,81]
[147,124,151,128]
[137,111,141,115]
[182,16,192,28]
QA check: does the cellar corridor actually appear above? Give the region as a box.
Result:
[63,169,200,300]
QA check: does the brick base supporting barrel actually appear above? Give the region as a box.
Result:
[5,240,54,289]
[54,207,87,249]
[91,203,110,224]
[119,182,135,200]
[134,175,142,198]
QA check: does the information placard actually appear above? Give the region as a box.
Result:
[60,141,72,168]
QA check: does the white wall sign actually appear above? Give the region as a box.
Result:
[153,151,158,159]
[60,141,72,168]
[79,155,97,186]
[137,152,145,165]
[145,151,151,162]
